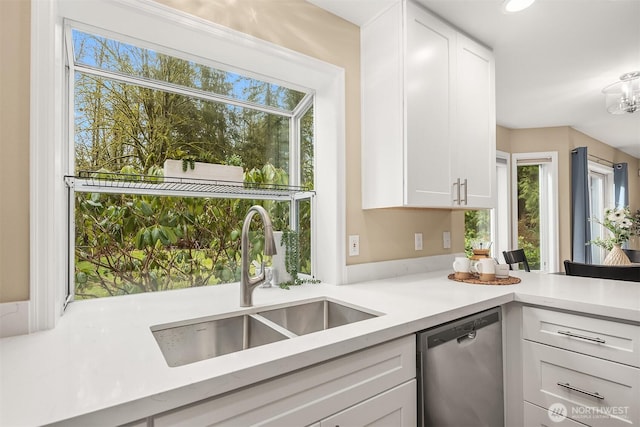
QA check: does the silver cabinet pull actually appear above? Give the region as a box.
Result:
[557,382,605,400]
[557,330,606,344]
[453,178,461,204]
[460,178,467,205]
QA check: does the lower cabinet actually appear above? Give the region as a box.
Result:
[152,335,416,426]
[319,380,416,427]
[522,306,640,427]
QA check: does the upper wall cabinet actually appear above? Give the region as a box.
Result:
[361,1,496,209]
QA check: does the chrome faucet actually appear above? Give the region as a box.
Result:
[240,205,277,307]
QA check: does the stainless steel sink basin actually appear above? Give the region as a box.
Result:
[151,299,379,367]
[152,314,290,367]
[257,300,377,336]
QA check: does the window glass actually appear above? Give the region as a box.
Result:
[300,105,314,189]
[516,164,541,270]
[72,29,306,113]
[587,163,614,264]
[74,73,291,176]
[70,28,312,299]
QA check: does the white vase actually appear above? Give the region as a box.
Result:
[603,244,631,266]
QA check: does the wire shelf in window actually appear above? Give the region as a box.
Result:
[64,171,315,201]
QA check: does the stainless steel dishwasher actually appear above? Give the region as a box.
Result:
[417,307,504,427]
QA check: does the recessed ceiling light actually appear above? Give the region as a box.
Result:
[502,0,536,13]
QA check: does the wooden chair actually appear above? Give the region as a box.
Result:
[623,249,640,263]
[564,260,640,282]
[502,249,530,272]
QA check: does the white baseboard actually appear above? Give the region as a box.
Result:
[0,301,30,338]
[345,253,463,284]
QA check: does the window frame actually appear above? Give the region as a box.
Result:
[492,150,511,262]
[31,0,345,331]
[510,152,559,273]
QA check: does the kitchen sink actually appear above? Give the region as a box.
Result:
[152,314,291,367]
[257,300,377,336]
[151,298,380,367]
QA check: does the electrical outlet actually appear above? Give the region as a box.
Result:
[349,235,360,256]
[443,231,451,249]
[414,233,423,251]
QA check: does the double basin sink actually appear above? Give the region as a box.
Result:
[151,298,379,367]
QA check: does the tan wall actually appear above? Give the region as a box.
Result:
[496,125,511,152]
[0,0,30,303]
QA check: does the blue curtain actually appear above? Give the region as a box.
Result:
[614,163,629,209]
[571,147,591,263]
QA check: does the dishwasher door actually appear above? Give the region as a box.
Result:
[417,307,504,427]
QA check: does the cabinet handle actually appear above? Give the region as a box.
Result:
[557,382,605,400]
[453,178,461,204]
[460,178,467,205]
[557,330,606,344]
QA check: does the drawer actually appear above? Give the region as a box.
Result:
[523,340,640,427]
[524,401,588,426]
[523,306,640,367]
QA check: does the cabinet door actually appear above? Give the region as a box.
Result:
[405,2,455,207]
[361,0,404,209]
[320,380,417,427]
[523,340,640,427]
[453,34,495,209]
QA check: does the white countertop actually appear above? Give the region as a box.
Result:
[1,270,639,426]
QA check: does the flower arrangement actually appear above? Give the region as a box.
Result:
[590,207,638,251]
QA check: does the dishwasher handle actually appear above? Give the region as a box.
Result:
[457,329,477,343]
[426,310,500,349]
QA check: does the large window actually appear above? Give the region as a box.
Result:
[67,27,314,299]
[32,0,344,331]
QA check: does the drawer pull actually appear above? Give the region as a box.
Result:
[557,382,605,400]
[557,330,606,344]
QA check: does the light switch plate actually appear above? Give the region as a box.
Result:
[443,231,451,249]
[414,233,423,251]
[349,235,360,256]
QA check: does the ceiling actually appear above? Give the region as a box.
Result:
[309,0,640,159]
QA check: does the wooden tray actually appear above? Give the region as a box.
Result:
[447,273,521,286]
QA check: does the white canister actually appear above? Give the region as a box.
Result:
[495,264,510,279]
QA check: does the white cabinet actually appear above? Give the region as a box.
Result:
[319,380,416,427]
[153,335,416,426]
[522,307,640,427]
[361,0,495,209]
